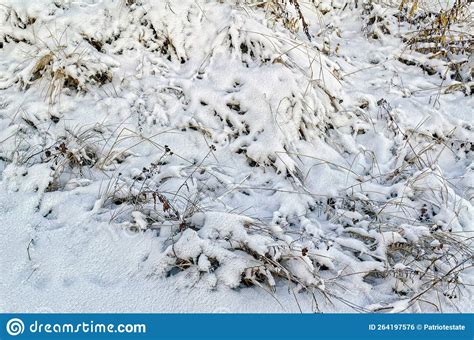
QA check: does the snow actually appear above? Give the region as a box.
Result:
[0,0,473,313]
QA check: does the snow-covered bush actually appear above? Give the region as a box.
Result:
[0,3,117,101]
[0,0,472,312]
[398,0,473,92]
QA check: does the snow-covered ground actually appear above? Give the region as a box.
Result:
[0,0,472,313]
